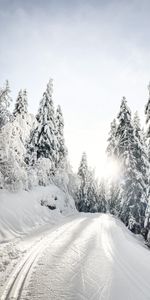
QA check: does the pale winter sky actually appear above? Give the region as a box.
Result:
[0,0,150,177]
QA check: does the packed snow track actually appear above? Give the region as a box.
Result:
[1,214,150,300]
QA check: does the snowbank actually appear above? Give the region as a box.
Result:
[0,184,77,241]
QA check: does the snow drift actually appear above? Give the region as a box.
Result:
[0,184,77,241]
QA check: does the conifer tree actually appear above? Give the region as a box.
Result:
[77,153,102,213]
[106,118,121,216]
[115,97,133,158]
[108,181,121,216]
[87,169,99,213]
[133,112,148,196]
[77,152,89,212]
[56,105,67,167]
[97,180,107,213]
[106,118,117,157]
[144,83,150,242]
[145,82,150,138]
[116,98,147,233]
[26,79,58,173]
[0,118,28,190]
[0,80,12,128]
[13,89,28,118]
[120,151,146,233]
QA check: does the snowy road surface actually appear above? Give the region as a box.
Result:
[2,214,150,300]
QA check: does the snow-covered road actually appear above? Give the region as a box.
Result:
[2,214,150,300]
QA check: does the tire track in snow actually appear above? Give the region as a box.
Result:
[25,215,113,300]
[1,217,86,300]
[3,214,150,300]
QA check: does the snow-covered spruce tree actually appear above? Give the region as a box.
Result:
[26,79,58,182]
[145,82,150,139]
[144,83,150,243]
[13,89,28,118]
[133,112,149,195]
[97,180,107,213]
[116,97,147,233]
[56,105,67,168]
[115,97,133,158]
[106,119,117,158]
[107,181,121,216]
[133,112,148,233]
[77,152,89,212]
[13,88,34,147]
[86,169,100,213]
[0,119,28,190]
[106,118,121,215]
[0,80,12,128]
[0,85,34,190]
[76,153,101,213]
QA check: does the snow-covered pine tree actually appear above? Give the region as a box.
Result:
[106,118,121,216]
[0,80,12,128]
[115,97,133,158]
[86,169,99,213]
[133,112,149,196]
[76,153,101,213]
[0,84,34,190]
[97,180,107,213]
[0,119,28,190]
[120,151,147,233]
[77,152,89,212]
[56,105,67,168]
[26,79,58,176]
[145,82,150,138]
[116,98,147,233]
[144,83,150,243]
[13,89,28,118]
[107,181,121,216]
[144,83,150,194]
[106,118,117,158]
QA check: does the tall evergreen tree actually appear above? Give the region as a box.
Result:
[0,117,28,191]
[0,80,12,128]
[115,97,133,158]
[77,152,89,212]
[13,89,28,118]
[106,118,121,216]
[97,180,107,213]
[133,112,148,195]
[77,153,103,213]
[116,98,147,233]
[26,79,58,173]
[107,181,121,216]
[56,105,67,167]
[145,82,150,138]
[106,118,117,158]
[87,169,99,213]
[144,83,150,243]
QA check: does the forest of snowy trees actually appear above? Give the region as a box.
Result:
[0,79,150,246]
[0,79,74,192]
[74,86,150,246]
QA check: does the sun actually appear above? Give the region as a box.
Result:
[101,159,120,180]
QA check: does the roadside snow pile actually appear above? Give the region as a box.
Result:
[0,184,77,242]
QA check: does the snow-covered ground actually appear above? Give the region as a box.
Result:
[1,213,150,300]
[0,184,76,242]
[0,184,77,296]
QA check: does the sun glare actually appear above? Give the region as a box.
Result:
[102,159,120,180]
